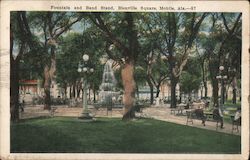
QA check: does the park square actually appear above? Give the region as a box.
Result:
[10,11,241,153]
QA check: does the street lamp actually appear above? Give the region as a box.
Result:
[216,65,227,107]
[77,54,94,120]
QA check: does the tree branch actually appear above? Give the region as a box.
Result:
[105,42,124,65]
[89,13,130,56]
[54,15,84,39]
[221,13,231,34]
[221,13,242,35]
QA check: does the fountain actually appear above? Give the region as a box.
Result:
[98,60,121,109]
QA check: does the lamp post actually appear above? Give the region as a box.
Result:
[216,66,227,107]
[77,54,94,120]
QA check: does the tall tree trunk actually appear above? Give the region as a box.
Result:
[209,57,219,108]
[136,84,139,100]
[224,85,229,102]
[156,84,161,98]
[10,24,20,122]
[170,77,178,108]
[88,88,91,101]
[204,81,208,98]
[121,62,136,120]
[211,80,219,108]
[69,85,72,98]
[221,80,225,104]
[10,55,20,122]
[72,83,76,98]
[179,91,182,104]
[232,88,237,104]
[43,65,51,110]
[201,58,208,98]
[43,46,56,110]
[77,85,81,98]
[232,77,237,104]
[64,84,67,99]
[146,77,154,105]
[93,88,96,103]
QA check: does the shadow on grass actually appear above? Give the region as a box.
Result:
[11,124,83,153]
[17,116,52,122]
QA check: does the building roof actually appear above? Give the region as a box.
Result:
[19,80,38,85]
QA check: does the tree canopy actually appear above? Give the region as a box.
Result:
[11,11,242,121]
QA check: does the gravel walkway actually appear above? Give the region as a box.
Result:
[20,104,240,135]
[142,106,240,135]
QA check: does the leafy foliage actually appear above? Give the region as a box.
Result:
[13,12,242,108]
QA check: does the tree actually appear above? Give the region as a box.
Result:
[134,66,147,100]
[136,13,169,104]
[194,39,209,99]
[28,12,84,110]
[10,11,39,122]
[179,57,202,98]
[57,29,104,101]
[56,33,83,99]
[221,14,241,104]
[151,55,169,98]
[151,13,208,108]
[197,13,241,107]
[88,13,140,120]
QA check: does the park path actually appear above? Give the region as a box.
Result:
[141,106,240,135]
[20,105,240,135]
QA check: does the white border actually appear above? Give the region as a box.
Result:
[0,1,249,160]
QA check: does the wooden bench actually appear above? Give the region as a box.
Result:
[171,104,187,115]
[192,102,206,109]
[231,115,241,133]
[186,110,194,125]
[186,109,206,126]
[204,111,223,130]
[204,112,213,121]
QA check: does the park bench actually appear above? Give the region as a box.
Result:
[210,109,225,130]
[203,112,212,119]
[192,102,206,109]
[231,115,241,133]
[186,110,194,125]
[213,114,223,130]
[171,103,187,115]
[186,109,206,126]
[204,111,224,130]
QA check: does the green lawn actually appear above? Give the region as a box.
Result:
[11,117,241,153]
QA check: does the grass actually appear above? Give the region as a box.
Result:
[11,117,241,153]
[224,100,241,107]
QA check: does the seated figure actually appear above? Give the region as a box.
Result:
[185,97,192,109]
[233,107,241,125]
[194,108,206,126]
[234,107,241,121]
[230,107,241,133]
[213,108,224,129]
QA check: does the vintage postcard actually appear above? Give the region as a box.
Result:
[0,0,249,160]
